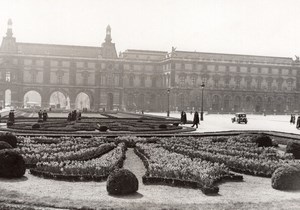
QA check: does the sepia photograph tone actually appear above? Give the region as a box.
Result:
[0,0,300,209]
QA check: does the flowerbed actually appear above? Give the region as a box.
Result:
[16,136,114,166]
[159,136,297,177]
[135,142,234,194]
[30,143,126,181]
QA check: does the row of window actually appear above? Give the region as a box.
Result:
[22,59,156,71]
[171,63,296,75]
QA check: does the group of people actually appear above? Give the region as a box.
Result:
[38,110,48,121]
[67,110,81,121]
[290,114,300,129]
[181,110,200,128]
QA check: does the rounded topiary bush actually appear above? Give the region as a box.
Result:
[158,124,167,129]
[0,141,13,150]
[106,169,138,195]
[0,132,17,148]
[99,126,108,132]
[0,149,26,178]
[173,123,179,126]
[271,164,300,190]
[32,123,41,129]
[252,134,273,147]
[286,142,300,159]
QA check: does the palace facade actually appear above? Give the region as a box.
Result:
[1,20,300,114]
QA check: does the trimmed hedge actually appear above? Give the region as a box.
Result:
[252,134,273,147]
[0,132,17,148]
[106,169,139,195]
[0,141,13,150]
[0,149,26,178]
[159,124,167,129]
[286,142,300,159]
[32,123,41,129]
[271,164,300,190]
[99,126,108,132]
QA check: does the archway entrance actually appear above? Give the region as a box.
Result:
[5,89,11,107]
[75,92,90,110]
[224,95,230,112]
[107,93,113,111]
[24,90,41,108]
[255,97,262,112]
[212,95,220,111]
[50,91,68,109]
[234,96,241,112]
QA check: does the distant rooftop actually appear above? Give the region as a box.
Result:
[16,42,102,58]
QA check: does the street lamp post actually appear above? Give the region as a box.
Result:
[200,81,205,121]
[167,88,170,117]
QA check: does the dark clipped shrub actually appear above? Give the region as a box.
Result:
[0,149,26,178]
[0,141,13,150]
[32,123,41,129]
[37,119,44,123]
[99,126,108,132]
[286,142,300,159]
[173,123,179,126]
[106,169,138,195]
[158,124,167,129]
[6,121,13,127]
[271,164,300,190]
[252,134,273,147]
[0,132,17,148]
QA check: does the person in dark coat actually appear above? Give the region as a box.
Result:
[77,111,81,121]
[296,116,300,129]
[182,111,187,124]
[67,112,72,121]
[9,110,15,123]
[38,110,43,119]
[43,110,48,122]
[293,115,296,124]
[191,111,200,128]
[180,111,184,124]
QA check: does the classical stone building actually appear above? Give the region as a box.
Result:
[1,19,299,113]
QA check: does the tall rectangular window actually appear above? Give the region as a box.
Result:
[5,72,11,82]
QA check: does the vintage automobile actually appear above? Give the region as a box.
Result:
[231,113,248,124]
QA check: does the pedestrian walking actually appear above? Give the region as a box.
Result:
[38,110,43,119]
[180,111,184,124]
[293,115,296,124]
[296,116,300,129]
[43,110,48,122]
[9,110,15,123]
[182,111,187,124]
[191,111,200,128]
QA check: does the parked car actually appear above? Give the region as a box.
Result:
[232,113,248,124]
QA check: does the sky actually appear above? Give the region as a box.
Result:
[0,0,300,58]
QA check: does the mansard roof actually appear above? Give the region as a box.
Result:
[171,51,294,65]
[16,42,102,58]
[121,49,167,61]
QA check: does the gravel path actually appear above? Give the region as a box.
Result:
[123,148,146,184]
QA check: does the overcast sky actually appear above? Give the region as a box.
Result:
[0,0,300,58]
